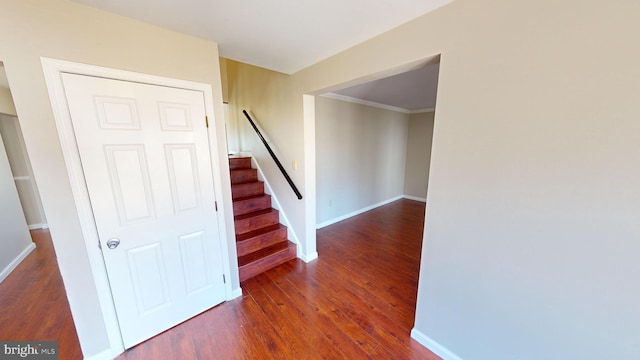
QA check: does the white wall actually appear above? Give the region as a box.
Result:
[0,114,47,228]
[292,0,640,358]
[0,87,17,116]
[0,129,33,282]
[224,59,312,258]
[403,111,434,200]
[0,0,235,357]
[315,96,408,225]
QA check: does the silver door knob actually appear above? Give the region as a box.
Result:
[106,238,120,249]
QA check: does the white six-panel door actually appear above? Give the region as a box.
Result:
[61,73,226,349]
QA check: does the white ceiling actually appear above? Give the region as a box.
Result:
[71,0,452,74]
[329,62,440,112]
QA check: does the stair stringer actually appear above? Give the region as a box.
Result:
[250,157,302,258]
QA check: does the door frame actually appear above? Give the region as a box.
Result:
[41,58,236,357]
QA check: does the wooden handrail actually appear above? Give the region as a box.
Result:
[242,110,303,200]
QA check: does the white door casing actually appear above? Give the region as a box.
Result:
[61,73,226,349]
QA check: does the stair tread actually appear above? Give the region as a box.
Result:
[236,223,286,242]
[231,179,258,185]
[230,169,257,184]
[229,160,251,165]
[233,193,272,216]
[231,182,265,200]
[231,181,262,189]
[234,208,278,221]
[232,180,261,185]
[233,194,271,203]
[238,241,296,267]
[228,158,295,281]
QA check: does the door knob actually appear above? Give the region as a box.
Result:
[106,238,120,249]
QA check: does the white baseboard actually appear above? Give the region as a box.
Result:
[84,348,115,360]
[403,195,427,203]
[299,251,318,263]
[28,223,49,230]
[316,195,403,229]
[411,328,463,360]
[0,242,36,283]
[230,287,243,299]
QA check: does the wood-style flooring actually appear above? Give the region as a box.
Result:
[1,199,438,359]
[0,229,83,359]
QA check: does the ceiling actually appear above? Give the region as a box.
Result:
[72,0,452,74]
[328,62,440,112]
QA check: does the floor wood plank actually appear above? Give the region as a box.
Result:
[1,199,439,359]
[0,230,83,360]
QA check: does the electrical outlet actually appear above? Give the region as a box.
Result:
[292,160,297,170]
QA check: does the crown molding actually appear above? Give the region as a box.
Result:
[321,93,411,114]
[321,93,435,114]
[409,107,435,114]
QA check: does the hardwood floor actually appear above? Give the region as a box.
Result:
[1,199,437,359]
[119,199,437,359]
[0,229,83,359]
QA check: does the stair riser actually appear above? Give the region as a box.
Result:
[228,156,296,283]
[232,182,264,199]
[236,227,288,257]
[235,212,279,234]
[230,169,258,184]
[233,196,272,216]
[238,245,297,282]
[229,158,251,170]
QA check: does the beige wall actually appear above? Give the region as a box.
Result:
[0,87,17,116]
[224,59,311,256]
[315,96,408,225]
[0,0,234,357]
[0,129,32,283]
[404,111,434,200]
[290,0,640,358]
[0,114,47,228]
[3,0,635,358]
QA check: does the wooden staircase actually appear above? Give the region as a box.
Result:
[229,157,297,282]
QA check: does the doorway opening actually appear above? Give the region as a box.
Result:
[304,54,441,336]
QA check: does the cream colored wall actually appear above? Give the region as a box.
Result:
[0,114,47,228]
[315,96,408,225]
[0,0,235,357]
[224,59,310,256]
[403,111,434,200]
[0,129,32,282]
[0,87,17,116]
[291,0,640,358]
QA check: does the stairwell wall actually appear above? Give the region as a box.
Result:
[223,59,310,258]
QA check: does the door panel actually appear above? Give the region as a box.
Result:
[105,145,155,224]
[127,243,170,315]
[165,144,200,213]
[61,73,225,349]
[179,231,210,295]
